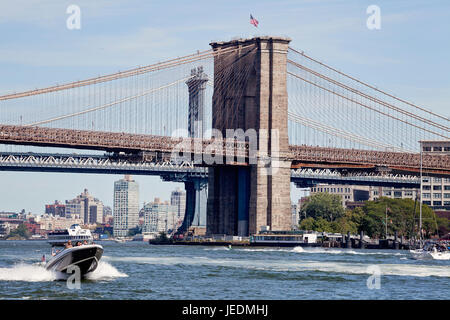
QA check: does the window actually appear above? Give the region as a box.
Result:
[423,146,431,152]
[422,193,431,199]
[422,185,431,190]
[433,177,442,183]
[433,201,442,206]
[444,201,450,206]
[444,193,450,199]
[433,185,442,191]
[423,201,431,205]
[445,186,450,191]
[422,178,430,183]
[394,191,402,198]
[433,193,442,199]
[444,147,450,152]
[433,146,442,152]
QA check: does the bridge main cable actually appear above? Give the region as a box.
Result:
[288,46,450,123]
[0,45,253,101]
[287,58,449,132]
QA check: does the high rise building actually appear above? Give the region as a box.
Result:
[45,201,66,217]
[65,189,104,224]
[113,175,139,237]
[170,188,186,223]
[143,198,178,234]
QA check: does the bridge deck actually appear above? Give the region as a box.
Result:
[0,124,449,175]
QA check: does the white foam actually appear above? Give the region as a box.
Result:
[0,263,56,282]
[103,255,450,278]
[0,260,126,282]
[86,261,128,280]
[292,246,305,253]
[292,247,406,256]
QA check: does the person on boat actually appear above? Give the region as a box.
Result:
[83,240,88,245]
[65,240,73,249]
[76,241,82,246]
[51,247,60,256]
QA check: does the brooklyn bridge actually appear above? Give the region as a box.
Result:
[0,36,448,236]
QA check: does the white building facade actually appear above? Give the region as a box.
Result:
[113,175,139,237]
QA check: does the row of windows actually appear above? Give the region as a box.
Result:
[422,186,450,190]
[312,187,351,193]
[422,146,450,152]
[422,178,450,183]
[423,185,450,191]
[423,201,450,206]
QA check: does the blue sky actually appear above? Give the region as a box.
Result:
[0,0,449,214]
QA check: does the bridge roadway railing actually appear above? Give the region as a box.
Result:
[0,124,247,160]
[0,124,449,174]
[289,145,450,173]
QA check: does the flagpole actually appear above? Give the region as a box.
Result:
[385,206,388,239]
[419,142,423,248]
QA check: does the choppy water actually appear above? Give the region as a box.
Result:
[0,240,449,299]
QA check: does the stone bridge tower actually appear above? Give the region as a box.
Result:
[207,36,292,236]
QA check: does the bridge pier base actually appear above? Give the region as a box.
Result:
[178,179,207,233]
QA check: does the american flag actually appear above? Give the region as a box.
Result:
[250,14,259,27]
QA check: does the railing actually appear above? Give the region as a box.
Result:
[0,124,449,172]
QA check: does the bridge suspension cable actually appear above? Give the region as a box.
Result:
[287,71,449,140]
[287,111,412,152]
[288,59,449,133]
[288,46,450,123]
[24,77,192,127]
[0,44,254,101]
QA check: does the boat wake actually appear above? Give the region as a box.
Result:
[86,261,128,280]
[103,255,450,278]
[0,263,55,282]
[0,261,127,282]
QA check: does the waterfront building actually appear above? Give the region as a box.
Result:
[36,214,83,232]
[421,140,450,211]
[113,175,139,237]
[142,198,178,234]
[309,183,424,208]
[45,201,66,217]
[310,184,369,207]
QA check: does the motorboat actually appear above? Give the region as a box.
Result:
[114,237,126,243]
[410,242,450,260]
[45,244,104,276]
[44,224,104,277]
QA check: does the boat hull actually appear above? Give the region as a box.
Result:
[410,249,450,260]
[45,244,103,277]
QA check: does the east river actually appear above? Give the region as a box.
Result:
[0,240,448,300]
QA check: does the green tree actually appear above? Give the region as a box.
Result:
[299,217,315,231]
[313,218,334,232]
[332,210,359,234]
[7,223,30,239]
[360,197,438,238]
[300,193,344,222]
